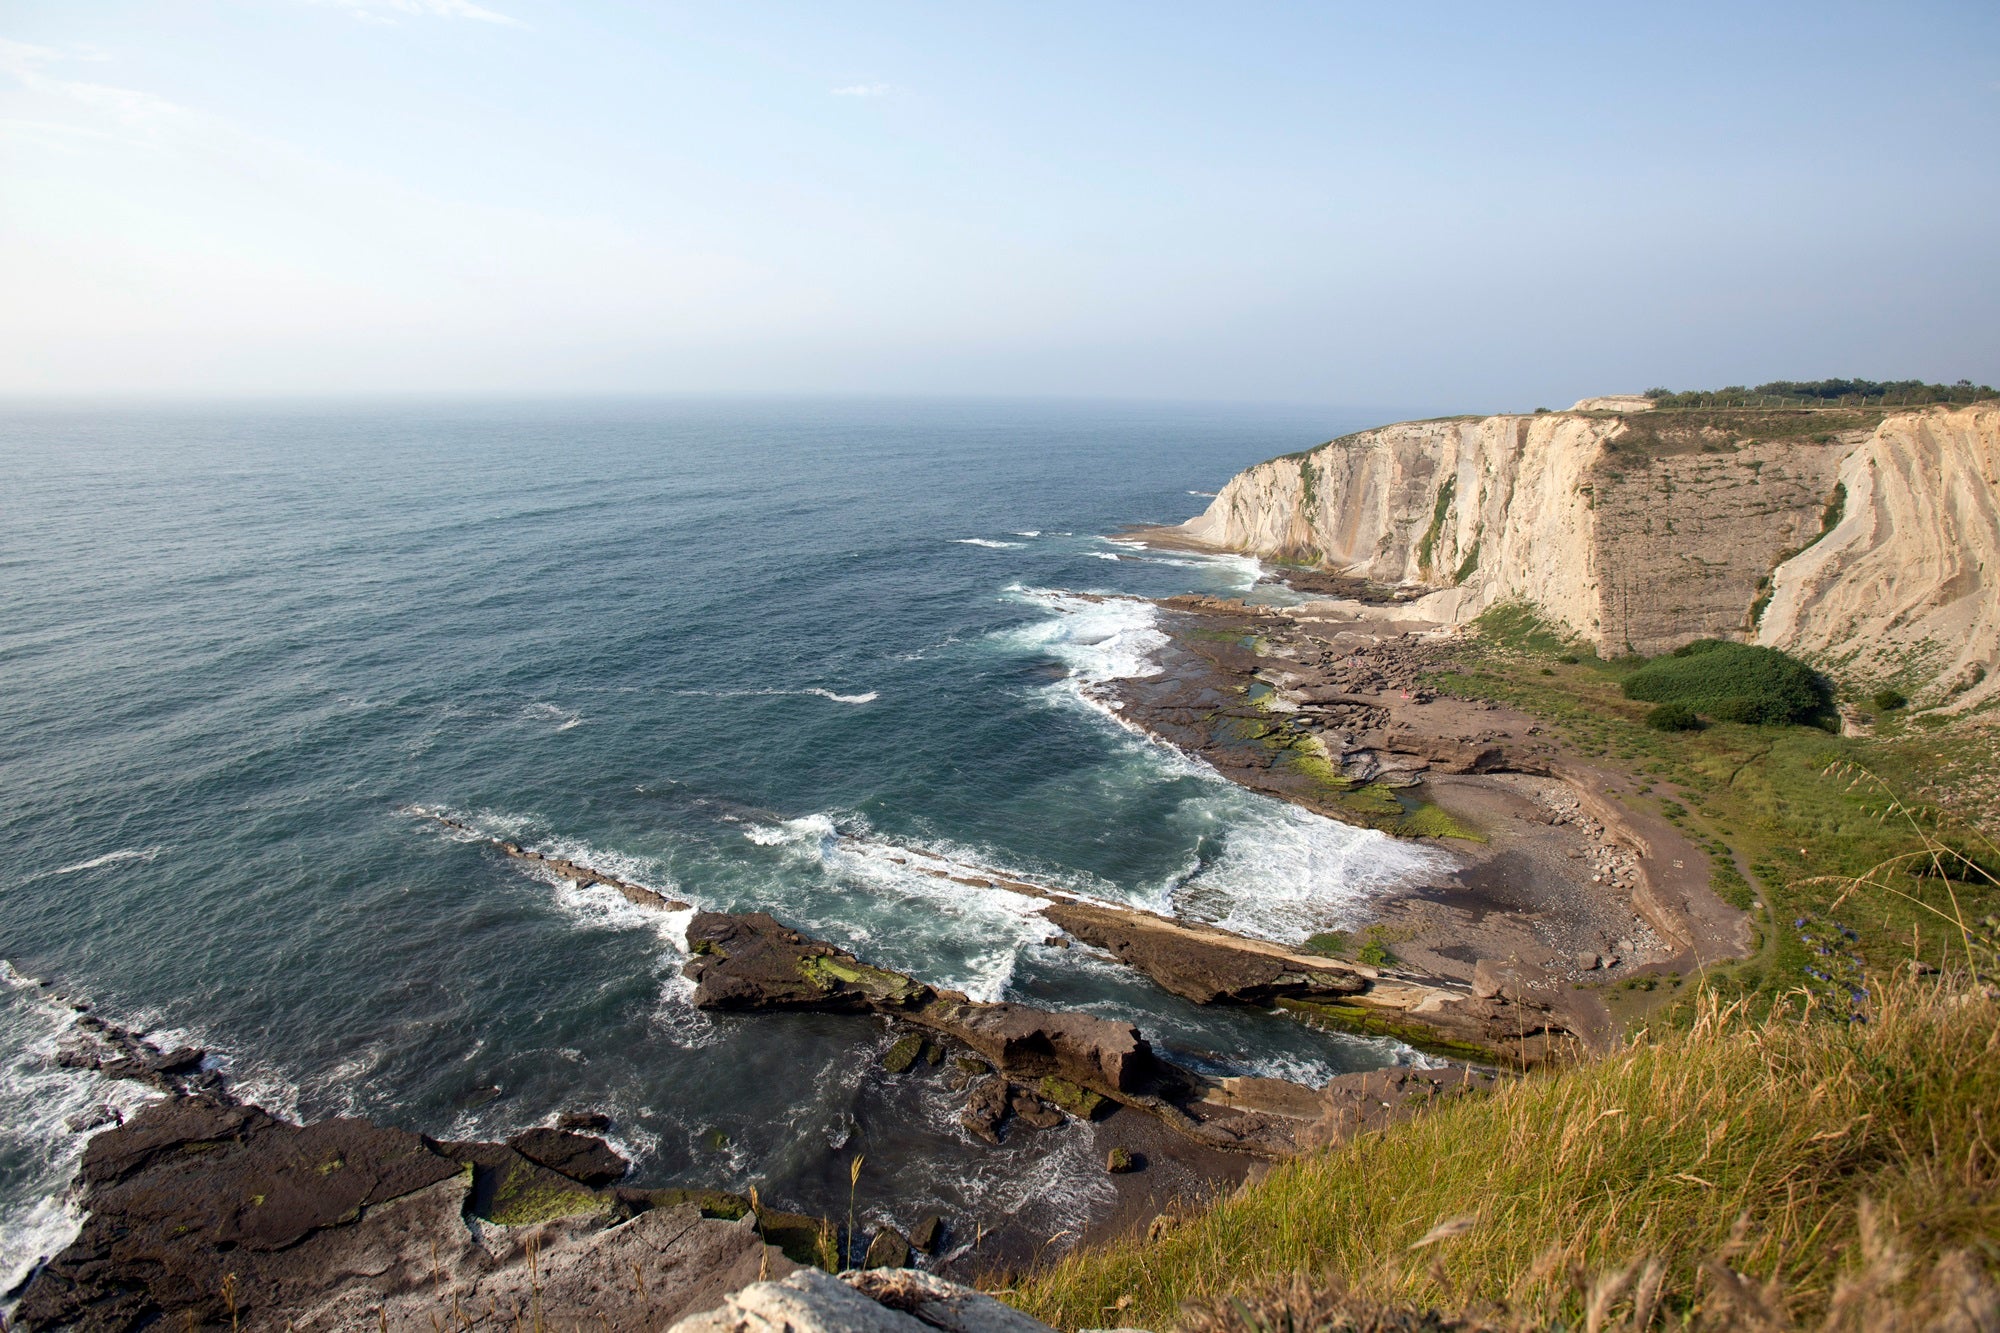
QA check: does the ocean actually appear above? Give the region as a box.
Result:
[0,396,1447,1285]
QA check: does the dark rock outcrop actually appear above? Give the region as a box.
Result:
[13,1094,787,1332]
[505,1126,628,1187]
[1041,898,1368,1006]
[683,911,1157,1096]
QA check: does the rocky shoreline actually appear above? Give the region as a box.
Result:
[7,554,1756,1330]
[1100,547,1750,1030]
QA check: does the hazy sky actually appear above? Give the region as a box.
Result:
[3,2,1995,408]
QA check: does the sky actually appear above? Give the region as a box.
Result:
[2,1,1996,410]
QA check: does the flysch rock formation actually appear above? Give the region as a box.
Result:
[15,966,1485,1330]
[682,909,1510,1161]
[1174,402,2000,708]
[412,808,692,911]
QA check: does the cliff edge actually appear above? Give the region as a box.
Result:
[1176,403,1999,709]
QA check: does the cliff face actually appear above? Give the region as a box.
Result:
[1180,405,2000,708]
[1755,405,2000,708]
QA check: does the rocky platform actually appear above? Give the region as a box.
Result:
[683,910,1499,1159]
[1091,593,1749,1038]
[9,993,800,1332]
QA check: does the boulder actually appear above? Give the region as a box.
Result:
[15,1095,791,1332]
[505,1127,628,1187]
[1006,1087,1063,1131]
[930,1000,1152,1094]
[961,1076,1012,1145]
[863,1227,913,1270]
[684,912,933,1012]
[881,1033,926,1074]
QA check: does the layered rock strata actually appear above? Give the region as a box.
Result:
[1172,403,2000,706]
[681,909,1529,1159]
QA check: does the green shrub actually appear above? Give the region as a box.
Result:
[1646,702,1702,732]
[1622,641,1832,727]
[1872,687,1908,712]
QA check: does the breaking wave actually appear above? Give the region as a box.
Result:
[54,848,161,875]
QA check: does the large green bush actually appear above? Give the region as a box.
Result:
[1621,640,1832,727]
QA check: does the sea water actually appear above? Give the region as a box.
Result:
[0,396,1448,1284]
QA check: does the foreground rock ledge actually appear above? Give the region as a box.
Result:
[669,1266,1058,1333]
[12,1094,792,1332]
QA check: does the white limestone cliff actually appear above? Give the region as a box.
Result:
[1177,404,1999,709]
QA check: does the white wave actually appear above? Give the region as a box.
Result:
[411,808,693,947]
[998,587,1168,688]
[952,538,1024,549]
[1188,489,1218,497]
[1012,530,1042,538]
[890,632,961,662]
[1085,551,1123,561]
[651,965,723,1048]
[1102,537,1264,592]
[0,964,167,1303]
[524,701,584,731]
[805,688,878,705]
[741,812,836,847]
[676,687,876,706]
[1174,796,1452,944]
[963,1117,1115,1250]
[739,815,1068,1002]
[53,847,160,875]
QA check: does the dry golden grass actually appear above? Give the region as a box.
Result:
[1004,968,1999,1331]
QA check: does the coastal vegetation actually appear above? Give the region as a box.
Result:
[1642,379,1997,409]
[1426,605,1997,989]
[1620,641,1835,729]
[999,596,1999,1329]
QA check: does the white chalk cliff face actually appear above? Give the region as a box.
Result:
[1754,405,2000,709]
[1179,404,2000,709]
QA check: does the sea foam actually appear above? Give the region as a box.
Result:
[54,847,161,875]
[0,965,166,1303]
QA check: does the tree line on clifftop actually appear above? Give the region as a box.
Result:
[1642,378,1997,409]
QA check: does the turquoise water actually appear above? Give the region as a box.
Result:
[0,397,1447,1280]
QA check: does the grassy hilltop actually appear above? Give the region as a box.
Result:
[1004,606,2000,1331]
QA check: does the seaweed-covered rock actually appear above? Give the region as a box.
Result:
[683,912,933,1011]
[881,1033,926,1074]
[1039,1076,1105,1119]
